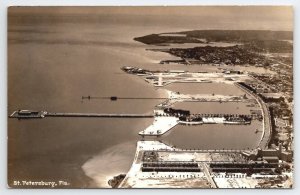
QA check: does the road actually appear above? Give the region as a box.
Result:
[202,163,217,188]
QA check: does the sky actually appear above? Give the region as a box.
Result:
[8,6,293,31]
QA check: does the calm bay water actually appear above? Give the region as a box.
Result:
[163,121,263,150]
[173,101,252,115]
[8,10,265,188]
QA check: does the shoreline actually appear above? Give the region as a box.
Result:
[234,83,271,149]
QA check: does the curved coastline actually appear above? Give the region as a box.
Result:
[235,83,271,149]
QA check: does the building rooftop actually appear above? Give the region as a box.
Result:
[260,93,282,99]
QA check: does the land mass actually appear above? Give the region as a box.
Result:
[135,30,292,66]
[134,30,292,45]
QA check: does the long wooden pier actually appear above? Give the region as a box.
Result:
[46,112,154,118]
[9,110,154,119]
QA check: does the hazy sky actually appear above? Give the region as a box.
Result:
[8,6,293,31]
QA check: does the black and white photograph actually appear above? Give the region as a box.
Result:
[7,5,293,189]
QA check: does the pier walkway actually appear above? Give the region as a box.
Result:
[9,110,154,119]
[46,112,154,118]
